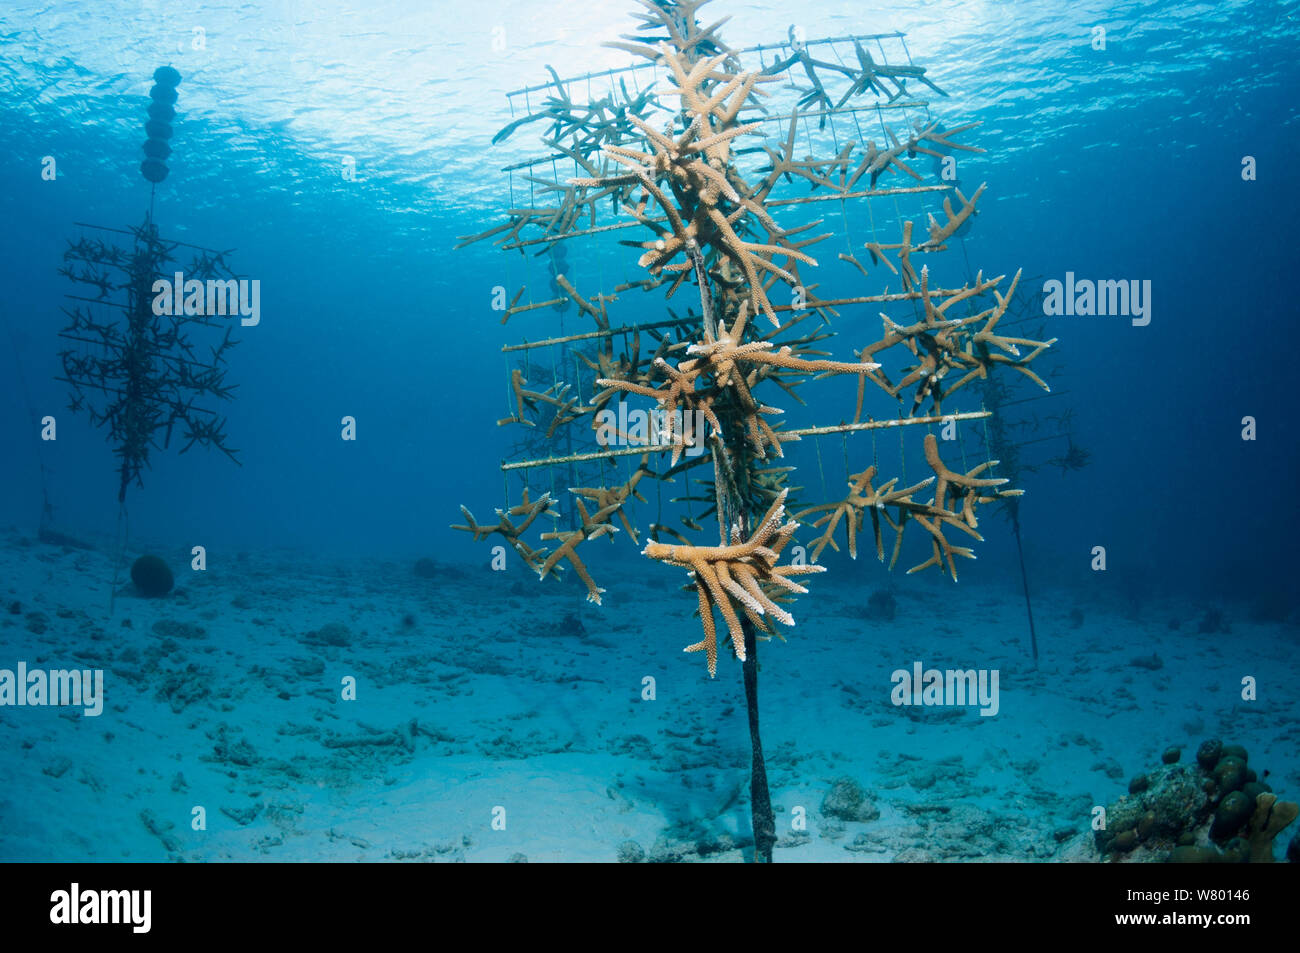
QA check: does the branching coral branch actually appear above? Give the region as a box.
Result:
[643,489,822,675]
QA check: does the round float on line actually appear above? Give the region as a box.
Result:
[142,138,172,160]
[140,158,169,183]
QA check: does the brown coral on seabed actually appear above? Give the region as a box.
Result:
[642,489,822,676]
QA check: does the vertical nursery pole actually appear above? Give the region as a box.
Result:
[1010,503,1039,665]
[743,619,776,863]
[690,240,775,862]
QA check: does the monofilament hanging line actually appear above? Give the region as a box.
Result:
[814,435,828,501]
[897,409,908,485]
[108,501,129,616]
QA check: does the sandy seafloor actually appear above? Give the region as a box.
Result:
[1,525,1296,863]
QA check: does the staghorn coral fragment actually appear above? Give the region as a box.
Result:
[642,489,823,676]
[537,529,607,604]
[599,299,876,463]
[451,489,559,574]
[794,433,1020,581]
[922,433,1008,514]
[918,183,985,251]
[902,434,1020,580]
[844,266,1055,418]
[794,467,935,563]
[568,458,653,545]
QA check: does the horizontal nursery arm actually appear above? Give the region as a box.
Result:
[499,411,990,471]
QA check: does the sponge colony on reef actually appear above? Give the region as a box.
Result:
[130,554,174,597]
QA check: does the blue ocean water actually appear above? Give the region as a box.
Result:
[0,0,1296,863]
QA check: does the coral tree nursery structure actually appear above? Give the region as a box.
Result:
[456,0,1054,861]
[57,66,243,506]
[58,220,242,503]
